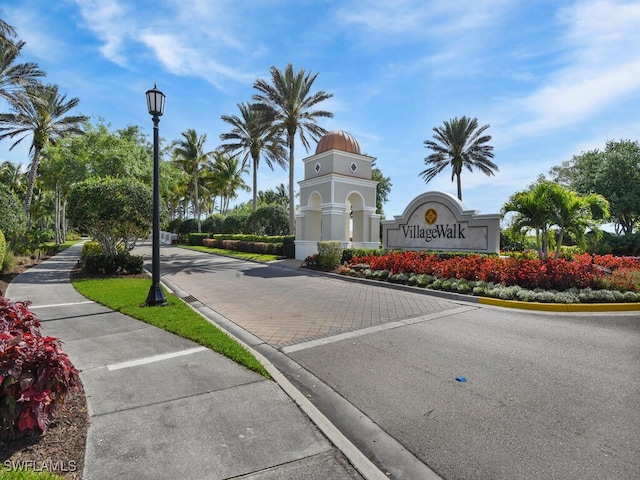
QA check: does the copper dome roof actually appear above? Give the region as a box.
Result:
[315,130,361,155]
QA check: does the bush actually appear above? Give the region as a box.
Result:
[222,212,250,234]
[187,233,210,246]
[246,205,289,236]
[0,185,26,244]
[202,214,225,234]
[82,253,144,275]
[282,236,295,258]
[318,241,343,270]
[82,241,102,258]
[0,229,5,273]
[0,297,82,438]
[167,218,183,233]
[177,219,198,235]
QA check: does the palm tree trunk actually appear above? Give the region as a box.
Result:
[456,173,462,201]
[54,183,62,244]
[193,170,201,233]
[288,130,295,234]
[23,147,41,227]
[252,156,258,212]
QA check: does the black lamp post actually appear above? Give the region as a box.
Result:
[145,84,167,306]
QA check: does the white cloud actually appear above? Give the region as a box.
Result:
[503,0,640,137]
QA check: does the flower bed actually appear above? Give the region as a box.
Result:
[339,251,640,303]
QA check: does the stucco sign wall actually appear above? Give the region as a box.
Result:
[382,191,501,253]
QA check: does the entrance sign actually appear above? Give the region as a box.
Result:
[382,191,500,253]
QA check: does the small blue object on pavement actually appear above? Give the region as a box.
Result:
[455,376,466,382]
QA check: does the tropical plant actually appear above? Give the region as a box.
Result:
[0,21,45,104]
[253,63,333,233]
[549,189,609,259]
[421,116,497,201]
[371,160,392,217]
[171,129,215,232]
[502,181,610,260]
[220,102,287,212]
[0,160,26,198]
[502,181,558,259]
[0,83,87,223]
[208,152,249,215]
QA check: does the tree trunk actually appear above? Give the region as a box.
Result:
[252,155,258,212]
[23,147,41,227]
[288,130,295,234]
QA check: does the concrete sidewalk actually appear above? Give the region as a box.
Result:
[5,244,370,480]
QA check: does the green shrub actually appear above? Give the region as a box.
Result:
[2,249,14,274]
[177,219,198,235]
[282,236,295,258]
[82,241,102,258]
[0,184,26,244]
[167,218,183,233]
[317,241,343,270]
[202,214,225,234]
[187,233,210,246]
[82,253,144,275]
[222,212,250,234]
[246,205,289,236]
[0,229,5,272]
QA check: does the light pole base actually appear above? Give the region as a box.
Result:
[146,284,167,306]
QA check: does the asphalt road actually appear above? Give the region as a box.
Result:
[144,245,640,480]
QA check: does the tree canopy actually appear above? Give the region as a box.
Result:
[550,139,640,236]
[67,177,152,256]
[421,116,497,201]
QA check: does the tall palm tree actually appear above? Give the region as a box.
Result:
[0,83,87,222]
[421,116,497,201]
[253,63,333,233]
[209,152,249,215]
[220,102,287,212]
[172,129,214,232]
[0,37,45,103]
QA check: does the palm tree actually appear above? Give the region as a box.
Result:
[549,188,609,259]
[0,160,26,198]
[209,152,249,215]
[253,63,333,233]
[502,181,557,259]
[171,129,214,232]
[0,83,87,222]
[220,102,287,212]
[0,36,45,103]
[421,116,497,201]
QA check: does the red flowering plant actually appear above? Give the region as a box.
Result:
[1,296,82,439]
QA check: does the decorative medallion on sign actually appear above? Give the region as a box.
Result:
[350,162,358,173]
[424,208,438,225]
[315,163,321,173]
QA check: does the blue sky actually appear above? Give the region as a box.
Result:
[1,0,639,220]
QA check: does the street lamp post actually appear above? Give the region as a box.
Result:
[145,84,167,306]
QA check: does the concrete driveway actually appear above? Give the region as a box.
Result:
[142,245,640,480]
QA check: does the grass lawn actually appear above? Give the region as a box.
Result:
[180,245,280,262]
[72,277,269,378]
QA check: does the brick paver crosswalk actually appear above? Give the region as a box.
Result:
[156,247,459,348]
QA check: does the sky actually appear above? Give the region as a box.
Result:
[1,0,639,221]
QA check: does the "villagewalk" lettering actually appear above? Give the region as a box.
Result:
[402,223,466,243]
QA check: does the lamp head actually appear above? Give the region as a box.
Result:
[145,84,165,117]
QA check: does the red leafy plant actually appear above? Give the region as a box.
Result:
[348,251,640,292]
[1,296,82,439]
